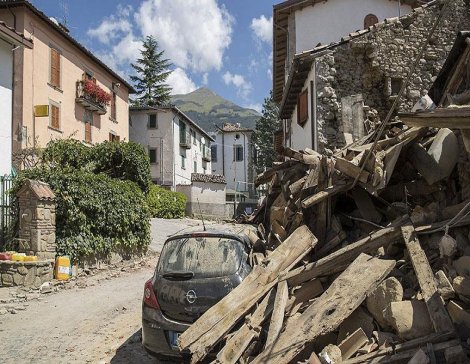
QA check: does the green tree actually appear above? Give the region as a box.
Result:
[130,35,172,106]
[253,91,281,174]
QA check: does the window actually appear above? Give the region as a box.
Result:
[234,144,243,162]
[191,129,197,145]
[391,78,403,96]
[84,110,92,143]
[50,103,60,130]
[109,133,120,142]
[194,161,197,173]
[203,165,207,174]
[211,145,217,162]
[110,92,117,120]
[297,89,308,126]
[181,154,186,169]
[149,148,157,164]
[364,14,379,28]
[180,122,187,144]
[148,114,157,129]
[50,47,61,88]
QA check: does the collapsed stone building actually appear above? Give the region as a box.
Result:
[279,0,470,152]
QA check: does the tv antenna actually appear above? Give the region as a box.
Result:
[59,0,69,27]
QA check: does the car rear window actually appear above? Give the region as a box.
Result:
[157,236,245,278]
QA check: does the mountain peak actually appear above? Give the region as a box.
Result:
[171,87,260,132]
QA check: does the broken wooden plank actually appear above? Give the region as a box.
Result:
[335,157,370,184]
[407,349,429,364]
[285,278,323,316]
[178,225,318,363]
[255,160,299,187]
[447,300,470,329]
[338,328,369,360]
[252,253,396,364]
[301,182,353,209]
[265,280,289,348]
[289,176,307,196]
[215,289,276,364]
[315,156,329,245]
[282,217,407,286]
[401,222,455,334]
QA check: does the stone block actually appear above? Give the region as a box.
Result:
[366,277,403,328]
[435,270,455,300]
[384,300,433,340]
[24,269,36,287]
[427,128,459,182]
[13,273,25,286]
[2,274,13,286]
[18,266,28,275]
[453,276,470,298]
[338,306,374,343]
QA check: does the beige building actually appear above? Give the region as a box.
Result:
[0,1,134,169]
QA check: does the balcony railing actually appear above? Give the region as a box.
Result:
[202,145,211,162]
[180,131,191,149]
[75,81,107,115]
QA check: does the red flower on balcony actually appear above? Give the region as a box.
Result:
[82,79,112,106]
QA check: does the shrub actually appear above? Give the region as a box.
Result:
[90,141,151,192]
[147,185,186,219]
[42,139,91,169]
[13,168,150,263]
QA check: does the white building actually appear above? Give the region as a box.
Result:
[129,106,214,189]
[210,123,256,199]
[0,21,32,176]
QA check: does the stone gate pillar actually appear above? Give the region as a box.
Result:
[16,180,56,259]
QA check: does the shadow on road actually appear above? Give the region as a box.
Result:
[110,329,161,364]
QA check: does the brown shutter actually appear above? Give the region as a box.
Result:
[111,92,117,119]
[50,104,60,129]
[297,89,308,126]
[50,48,61,87]
[85,121,92,143]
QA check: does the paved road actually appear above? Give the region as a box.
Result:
[0,218,240,364]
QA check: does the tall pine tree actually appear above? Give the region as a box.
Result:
[253,91,281,174]
[130,36,172,107]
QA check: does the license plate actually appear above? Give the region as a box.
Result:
[168,331,181,350]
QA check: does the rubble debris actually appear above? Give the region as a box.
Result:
[178,119,470,362]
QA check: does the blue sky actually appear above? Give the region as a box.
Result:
[30,0,278,113]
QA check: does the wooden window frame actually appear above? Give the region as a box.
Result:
[297,88,309,126]
[110,92,117,120]
[109,133,120,142]
[193,160,197,173]
[211,145,217,162]
[49,46,62,89]
[84,110,93,144]
[181,154,186,169]
[49,101,61,131]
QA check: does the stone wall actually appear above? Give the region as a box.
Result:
[313,0,470,150]
[0,260,53,288]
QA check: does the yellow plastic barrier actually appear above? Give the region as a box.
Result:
[24,256,38,262]
[11,253,26,262]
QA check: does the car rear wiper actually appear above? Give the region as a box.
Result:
[162,271,194,280]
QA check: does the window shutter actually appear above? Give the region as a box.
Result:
[50,104,60,129]
[85,121,92,143]
[111,92,117,119]
[50,48,61,87]
[297,89,308,126]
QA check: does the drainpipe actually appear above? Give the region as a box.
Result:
[222,132,225,176]
[243,133,247,190]
[160,138,163,185]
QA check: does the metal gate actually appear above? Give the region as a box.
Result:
[0,175,14,247]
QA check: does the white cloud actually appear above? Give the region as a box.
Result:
[87,5,133,44]
[250,15,272,44]
[223,71,252,99]
[111,33,142,64]
[245,103,262,113]
[167,68,197,95]
[135,0,234,72]
[267,69,273,81]
[202,73,209,85]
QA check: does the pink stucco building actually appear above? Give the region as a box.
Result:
[0,0,134,170]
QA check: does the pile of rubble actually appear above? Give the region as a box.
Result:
[178,123,470,363]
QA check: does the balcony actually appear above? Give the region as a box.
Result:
[75,80,109,115]
[202,145,211,162]
[180,131,191,149]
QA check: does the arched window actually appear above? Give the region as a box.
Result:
[364,14,379,28]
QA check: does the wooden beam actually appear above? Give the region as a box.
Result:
[338,328,369,360]
[301,182,353,209]
[252,254,396,364]
[282,217,407,286]
[335,157,370,184]
[265,280,289,348]
[215,289,276,364]
[401,222,455,334]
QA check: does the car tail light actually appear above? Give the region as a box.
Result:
[143,278,160,309]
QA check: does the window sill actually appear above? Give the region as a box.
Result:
[47,83,63,93]
[109,117,118,123]
[82,140,93,146]
[48,126,63,133]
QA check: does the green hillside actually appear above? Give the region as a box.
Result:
[171,87,260,132]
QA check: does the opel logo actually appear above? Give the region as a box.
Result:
[186,290,197,304]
